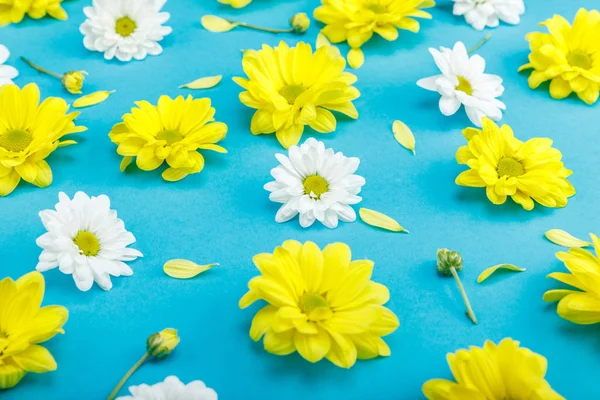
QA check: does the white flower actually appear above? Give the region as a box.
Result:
[36,192,143,292]
[0,44,18,86]
[117,376,218,400]
[452,0,525,31]
[264,138,365,229]
[416,41,506,127]
[79,0,172,62]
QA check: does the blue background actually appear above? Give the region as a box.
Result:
[1,0,599,398]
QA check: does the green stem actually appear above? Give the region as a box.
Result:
[450,266,478,325]
[468,33,492,55]
[106,352,150,400]
[20,57,62,79]
[232,21,294,34]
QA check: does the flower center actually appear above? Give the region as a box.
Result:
[156,129,183,145]
[73,231,101,256]
[0,129,33,152]
[303,175,329,199]
[456,76,473,95]
[567,51,593,70]
[497,157,525,178]
[279,85,306,105]
[115,16,137,37]
[298,293,332,322]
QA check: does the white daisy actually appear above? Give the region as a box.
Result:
[264,137,365,229]
[117,376,218,400]
[416,41,506,127]
[0,44,18,86]
[452,0,525,31]
[36,192,143,292]
[79,0,172,62]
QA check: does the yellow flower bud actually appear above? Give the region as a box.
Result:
[61,70,87,94]
[146,328,180,360]
[290,13,310,34]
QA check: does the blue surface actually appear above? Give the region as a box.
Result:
[1,0,600,398]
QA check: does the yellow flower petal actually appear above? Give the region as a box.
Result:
[163,259,218,279]
[11,345,56,373]
[392,120,416,155]
[545,229,592,248]
[201,15,238,32]
[73,90,115,108]
[316,32,331,49]
[347,48,364,69]
[179,75,222,90]
[477,264,526,283]
[359,208,408,233]
[543,289,578,302]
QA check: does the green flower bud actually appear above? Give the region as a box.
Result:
[146,328,180,360]
[437,248,463,276]
[290,13,310,34]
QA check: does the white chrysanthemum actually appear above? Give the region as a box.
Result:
[79,0,172,62]
[452,0,525,31]
[416,41,506,127]
[36,192,143,292]
[264,138,365,229]
[117,376,218,400]
[0,44,18,86]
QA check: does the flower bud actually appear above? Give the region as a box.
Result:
[146,328,180,360]
[61,70,87,94]
[437,248,463,276]
[290,13,310,34]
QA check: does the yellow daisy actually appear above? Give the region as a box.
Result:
[314,0,435,68]
[0,0,30,26]
[455,117,575,210]
[519,8,600,105]
[27,0,67,21]
[109,95,228,182]
[218,0,252,8]
[0,83,85,197]
[239,240,399,369]
[0,271,68,389]
[233,42,359,149]
[544,233,600,325]
[422,338,564,400]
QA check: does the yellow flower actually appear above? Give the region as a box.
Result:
[218,0,252,8]
[0,83,85,196]
[0,0,30,26]
[26,0,68,21]
[61,71,87,94]
[422,338,564,400]
[239,240,399,369]
[0,271,68,389]
[146,328,180,360]
[109,95,228,182]
[314,0,435,68]
[455,117,575,211]
[519,8,600,105]
[290,12,310,33]
[544,233,600,325]
[233,42,359,149]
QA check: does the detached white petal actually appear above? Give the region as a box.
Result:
[0,44,18,86]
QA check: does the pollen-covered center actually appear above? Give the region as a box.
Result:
[303,175,329,199]
[497,157,525,178]
[279,85,306,105]
[567,51,593,70]
[456,76,473,95]
[115,16,137,37]
[156,129,184,145]
[73,231,101,257]
[0,129,33,152]
[298,293,332,321]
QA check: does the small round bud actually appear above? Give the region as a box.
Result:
[146,328,180,360]
[290,13,310,34]
[436,248,463,276]
[61,71,87,94]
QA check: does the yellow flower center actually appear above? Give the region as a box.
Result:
[567,51,593,70]
[156,129,183,145]
[298,293,332,322]
[0,129,33,152]
[497,157,525,178]
[303,175,329,199]
[456,76,473,95]
[115,16,137,37]
[73,231,101,256]
[279,85,306,105]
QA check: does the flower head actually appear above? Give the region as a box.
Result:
[0,83,85,196]
[0,271,68,389]
[36,192,143,292]
[61,70,87,94]
[116,376,217,400]
[109,95,227,181]
[146,328,180,360]
[0,45,18,86]
[436,248,463,276]
[422,338,564,399]
[452,0,525,31]
[240,241,399,369]
[265,138,365,229]
[314,0,435,68]
[26,0,67,22]
[234,41,359,149]
[455,118,575,210]
[290,12,310,33]
[519,9,600,105]
[0,0,29,26]
[80,0,172,62]
[417,41,505,127]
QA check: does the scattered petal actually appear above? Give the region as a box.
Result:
[316,32,331,48]
[163,259,218,279]
[179,75,222,89]
[201,15,238,32]
[477,264,526,283]
[359,208,408,233]
[545,229,592,248]
[392,120,416,155]
[73,90,115,108]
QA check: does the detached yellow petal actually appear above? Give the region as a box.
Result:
[477,264,526,283]
[73,90,115,108]
[392,120,416,155]
[201,15,238,32]
[359,208,408,233]
[545,229,592,248]
[164,259,218,279]
[179,75,222,90]
[316,32,331,49]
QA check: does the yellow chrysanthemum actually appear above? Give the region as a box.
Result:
[218,0,252,8]
[239,240,399,369]
[0,0,30,26]
[0,83,85,197]
[0,271,68,389]
[422,338,564,400]
[544,233,600,325]
[109,95,228,182]
[27,0,67,21]
[519,8,600,105]
[455,117,575,211]
[233,42,359,149]
[314,0,435,68]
